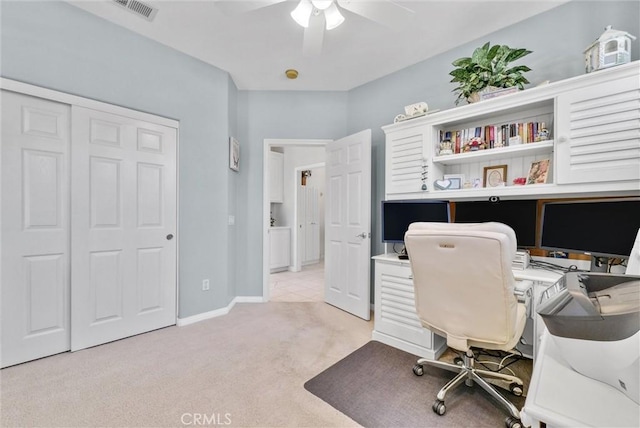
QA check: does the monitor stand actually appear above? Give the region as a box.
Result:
[398,247,409,260]
[590,256,609,273]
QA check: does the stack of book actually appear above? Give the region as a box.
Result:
[439,121,550,155]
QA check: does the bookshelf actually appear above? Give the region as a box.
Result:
[382,61,640,202]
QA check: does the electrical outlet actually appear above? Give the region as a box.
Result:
[202,279,210,291]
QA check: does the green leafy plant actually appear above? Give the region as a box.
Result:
[449,42,532,105]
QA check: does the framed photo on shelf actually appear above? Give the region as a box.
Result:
[483,165,508,188]
[229,137,240,172]
[527,159,550,184]
[444,174,465,190]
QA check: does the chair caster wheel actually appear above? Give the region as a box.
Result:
[432,400,446,416]
[505,416,522,428]
[412,364,424,376]
[509,382,523,396]
[453,356,464,366]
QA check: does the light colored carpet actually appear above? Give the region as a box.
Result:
[0,302,373,427]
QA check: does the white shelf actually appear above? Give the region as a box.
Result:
[433,140,554,166]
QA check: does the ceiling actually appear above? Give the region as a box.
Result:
[68,0,568,91]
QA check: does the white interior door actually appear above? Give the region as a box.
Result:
[303,186,320,264]
[1,91,71,368]
[70,106,177,351]
[324,129,371,320]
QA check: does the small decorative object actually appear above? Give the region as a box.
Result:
[270,216,276,227]
[394,102,439,123]
[536,124,550,141]
[449,42,532,105]
[472,178,481,188]
[483,165,508,188]
[229,137,240,172]
[404,102,429,117]
[439,139,453,155]
[434,179,452,190]
[527,159,550,184]
[584,25,636,73]
[513,177,527,186]
[463,137,487,152]
[444,174,465,190]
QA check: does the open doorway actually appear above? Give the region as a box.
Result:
[262,139,331,302]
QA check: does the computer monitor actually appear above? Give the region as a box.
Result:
[454,199,538,248]
[381,199,450,243]
[540,198,640,271]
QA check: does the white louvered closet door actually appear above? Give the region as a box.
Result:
[1,91,72,368]
[555,75,640,184]
[70,106,177,351]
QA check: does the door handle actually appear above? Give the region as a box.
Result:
[355,232,369,239]
[166,234,174,240]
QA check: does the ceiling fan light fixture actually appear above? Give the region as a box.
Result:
[324,3,344,30]
[311,0,333,10]
[291,0,313,28]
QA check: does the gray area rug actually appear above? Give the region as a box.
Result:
[304,341,526,427]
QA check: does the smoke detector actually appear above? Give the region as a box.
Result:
[112,0,158,21]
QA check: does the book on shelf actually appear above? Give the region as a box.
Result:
[438,120,551,156]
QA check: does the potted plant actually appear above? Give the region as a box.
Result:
[449,42,532,105]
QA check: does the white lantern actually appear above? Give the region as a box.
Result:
[584,25,636,73]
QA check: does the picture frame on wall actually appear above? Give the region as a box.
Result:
[483,164,508,187]
[229,137,240,172]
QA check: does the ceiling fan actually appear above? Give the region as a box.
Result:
[214,0,414,56]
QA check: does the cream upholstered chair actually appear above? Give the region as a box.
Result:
[404,222,527,428]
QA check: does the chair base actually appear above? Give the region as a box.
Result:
[414,349,524,424]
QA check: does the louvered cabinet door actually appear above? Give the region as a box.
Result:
[384,126,428,194]
[556,75,640,184]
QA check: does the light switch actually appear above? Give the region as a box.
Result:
[228,215,235,225]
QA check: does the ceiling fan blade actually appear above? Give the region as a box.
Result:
[214,0,287,15]
[303,13,325,57]
[338,0,414,29]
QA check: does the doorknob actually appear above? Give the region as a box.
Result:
[355,232,369,239]
[166,234,174,240]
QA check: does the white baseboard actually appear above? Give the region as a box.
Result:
[177,295,264,326]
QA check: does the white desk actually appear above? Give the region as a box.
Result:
[371,254,564,360]
[522,330,640,427]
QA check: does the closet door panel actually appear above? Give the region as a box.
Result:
[1,91,71,368]
[71,107,177,351]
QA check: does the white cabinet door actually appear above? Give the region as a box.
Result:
[70,106,177,352]
[384,125,428,194]
[269,151,284,203]
[269,227,290,271]
[1,91,71,368]
[556,75,640,184]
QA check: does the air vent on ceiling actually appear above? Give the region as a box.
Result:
[112,0,158,21]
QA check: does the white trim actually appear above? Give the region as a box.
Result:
[0,78,179,128]
[262,139,331,303]
[176,296,263,326]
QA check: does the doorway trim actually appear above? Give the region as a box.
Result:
[262,138,331,301]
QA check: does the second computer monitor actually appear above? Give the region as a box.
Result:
[454,199,537,248]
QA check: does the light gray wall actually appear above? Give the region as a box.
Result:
[235,91,348,296]
[0,0,237,318]
[346,0,640,277]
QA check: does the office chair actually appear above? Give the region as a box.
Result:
[404,222,527,428]
[626,228,640,275]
